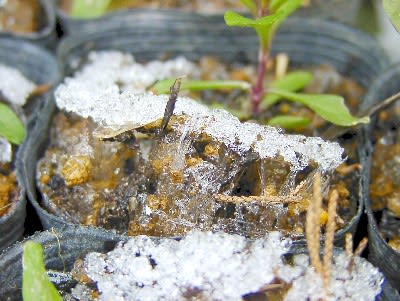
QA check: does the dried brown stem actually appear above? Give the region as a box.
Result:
[306,172,323,275]
[214,194,301,205]
[322,189,338,289]
[354,237,368,257]
[345,233,353,257]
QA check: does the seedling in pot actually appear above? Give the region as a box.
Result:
[0,103,25,146]
[22,241,62,301]
[152,0,369,129]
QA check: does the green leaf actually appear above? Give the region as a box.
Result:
[383,0,400,32]
[270,0,301,15]
[224,0,302,49]
[268,115,311,129]
[0,103,25,145]
[210,102,250,120]
[262,71,313,109]
[224,10,280,48]
[240,0,257,15]
[268,89,369,126]
[23,241,62,301]
[151,79,251,95]
[70,0,112,19]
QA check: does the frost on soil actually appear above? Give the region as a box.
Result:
[41,51,350,236]
[71,231,383,301]
[55,51,344,173]
[0,63,36,106]
[0,137,12,163]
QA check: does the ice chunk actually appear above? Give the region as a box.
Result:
[284,253,384,301]
[0,137,12,163]
[79,231,291,301]
[0,64,36,106]
[55,51,344,173]
[56,87,343,173]
[74,231,383,301]
[62,51,198,94]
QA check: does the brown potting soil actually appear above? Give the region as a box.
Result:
[0,0,40,33]
[370,105,400,252]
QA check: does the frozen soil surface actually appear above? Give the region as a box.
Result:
[38,51,357,237]
[70,230,383,301]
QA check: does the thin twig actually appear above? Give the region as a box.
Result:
[306,172,323,275]
[354,237,368,257]
[323,189,338,290]
[214,194,301,204]
[158,77,183,137]
[345,233,353,257]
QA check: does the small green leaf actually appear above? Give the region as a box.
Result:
[224,0,302,49]
[70,0,112,19]
[224,10,280,49]
[268,89,369,126]
[151,79,251,95]
[23,241,63,301]
[383,0,400,32]
[270,0,302,19]
[262,71,313,109]
[270,0,287,12]
[268,115,311,129]
[240,0,257,15]
[210,102,250,120]
[0,103,25,145]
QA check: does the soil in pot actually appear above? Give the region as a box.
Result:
[0,0,41,34]
[369,101,400,252]
[36,51,361,240]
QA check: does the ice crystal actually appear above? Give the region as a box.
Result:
[55,51,344,173]
[0,64,36,105]
[74,231,383,301]
[0,137,12,163]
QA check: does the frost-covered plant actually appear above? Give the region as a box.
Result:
[153,0,369,129]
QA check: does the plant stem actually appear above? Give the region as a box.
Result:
[251,1,270,116]
[251,48,269,116]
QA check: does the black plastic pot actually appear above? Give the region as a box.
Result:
[0,227,127,301]
[0,227,397,301]
[25,14,389,247]
[0,37,59,251]
[361,64,400,290]
[55,1,363,37]
[0,0,57,49]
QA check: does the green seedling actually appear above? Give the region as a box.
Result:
[152,0,369,129]
[22,241,62,301]
[383,0,400,32]
[0,103,25,145]
[152,73,368,127]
